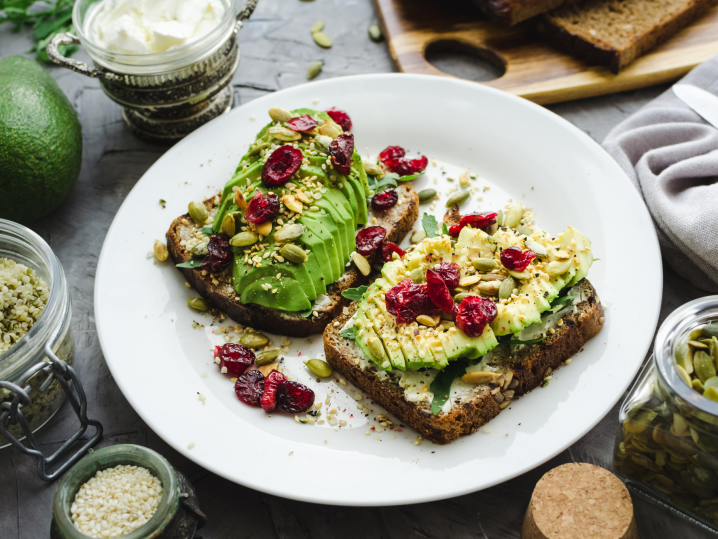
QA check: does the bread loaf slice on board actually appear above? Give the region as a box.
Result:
[167,184,419,338]
[537,0,718,73]
[323,279,604,445]
[472,0,578,25]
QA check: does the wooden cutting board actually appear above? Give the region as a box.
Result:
[373,0,718,105]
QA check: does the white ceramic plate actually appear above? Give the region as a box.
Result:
[95,74,662,506]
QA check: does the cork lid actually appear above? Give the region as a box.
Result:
[521,463,638,539]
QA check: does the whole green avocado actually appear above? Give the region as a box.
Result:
[0,56,82,224]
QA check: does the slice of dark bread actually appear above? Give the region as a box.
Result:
[537,0,718,73]
[166,184,419,337]
[473,0,579,25]
[323,278,604,444]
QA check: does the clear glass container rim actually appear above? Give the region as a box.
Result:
[73,0,238,72]
[654,295,718,416]
[0,219,66,379]
[52,444,178,539]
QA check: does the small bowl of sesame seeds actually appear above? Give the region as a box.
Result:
[51,444,205,539]
[0,219,75,448]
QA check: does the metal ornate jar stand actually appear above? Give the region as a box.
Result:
[47,0,259,142]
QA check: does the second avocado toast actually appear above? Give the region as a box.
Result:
[167,107,419,336]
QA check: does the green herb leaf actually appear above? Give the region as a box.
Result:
[506,337,546,345]
[422,213,440,238]
[550,295,574,308]
[341,285,369,302]
[2,0,78,62]
[593,258,601,262]
[367,173,398,193]
[298,307,314,318]
[442,222,449,236]
[200,226,214,236]
[395,171,425,182]
[340,326,356,340]
[176,257,204,269]
[430,361,467,415]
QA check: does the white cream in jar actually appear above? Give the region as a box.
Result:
[86,0,227,54]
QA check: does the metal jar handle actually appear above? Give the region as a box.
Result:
[46,32,124,81]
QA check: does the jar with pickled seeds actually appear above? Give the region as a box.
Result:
[613,296,718,533]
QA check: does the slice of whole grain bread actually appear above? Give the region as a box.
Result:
[323,278,604,444]
[537,0,718,73]
[166,184,419,337]
[472,0,579,25]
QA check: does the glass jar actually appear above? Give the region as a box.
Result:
[51,444,206,539]
[0,219,74,449]
[613,296,718,532]
[46,0,258,142]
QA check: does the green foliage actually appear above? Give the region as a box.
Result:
[341,285,369,302]
[430,361,467,415]
[340,326,356,340]
[422,213,440,238]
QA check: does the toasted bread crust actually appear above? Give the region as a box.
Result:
[323,279,604,444]
[167,185,419,337]
[473,0,579,25]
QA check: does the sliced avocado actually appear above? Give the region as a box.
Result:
[560,227,593,286]
[520,278,559,313]
[491,300,541,336]
[296,230,329,295]
[381,259,409,286]
[322,190,355,253]
[368,295,406,370]
[354,308,393,371]
[345,170,368,226]
[335,177,359,229]
[311,199,349,263]
[233,251,317,302]
[351,151,370,199]
[296,212,344,280]
[242,275,311,312]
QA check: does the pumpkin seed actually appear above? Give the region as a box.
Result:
[546,259,572,276]
[702,324,718,339]
[710,337,718,368]
[188,298,210,311]
[478,281,501,295]
[310,20,325,33]
[504,203,524,228]
[268,126,302,141]
[221,213,236,237]
[454,292,478,303]
[692,378,705,392]
[690,328,705,340]
[508,269,532,280]
[480,273,505,282]
[282,194,304,214]
[230,231,258,247]
[352,252,371,276]
[416,314,439,327]
[274,223,305,243]
[363,161,383,176]
[624,409,657,433]
[240,333,269,348]
[498,276,516,300]
[409,267,425,283]
[496,209,504,226]
[191,241,209,256]
[675,342,694,374]
[676,365,692,387]
[188,201,209,225]
[256,350,280,366]
[418,188,437,203]
[445,190,470,208]
[154,240,168,262]
[525,238,548,256]
[411,229,427,244]
[705,388,718,403]
[304,358,333,377]
[673,413,689,436]
[258,363,279,377]
[268,107,293,123]
[459,173,470,188]
[312,31,332,48]
[472,258,498,271]
[368,24,382,42]
[307,60,323,80]
[689,340,709,349]
[368,336,386,360]
[256,221,272,236]
[318,121,342,138]
[247,141,270,157]
[695,351,716,383]
[280,244,308,264]
[462,371,500,385]
[459,275,480,287]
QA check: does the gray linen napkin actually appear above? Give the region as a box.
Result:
[603,56,718,292]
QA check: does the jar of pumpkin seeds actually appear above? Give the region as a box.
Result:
[613,296,718,532]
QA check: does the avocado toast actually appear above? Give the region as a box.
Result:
[323,205,605,444]
[167,107,419,337]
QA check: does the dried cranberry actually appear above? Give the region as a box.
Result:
[371,189,398,212]
[286,115,318,133]
[277,381,315,413]
[234,370,265,407]
[455,296,497,337]
[381,242,406,262]
[261,370,287,413]
[330,132,354,175]
[218,343,255,376]
[262,146,303,187]
[245,191,279,224]
[379,146,405,163]
[432,262,460,289]
[355,226,387,256]
[384,155,428,177]
[449,212,498,237]
[500,246,536,272]
[426,269,457,314]
[325,108,352,132]
[385,278,437,324]
[201,233,231,273]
